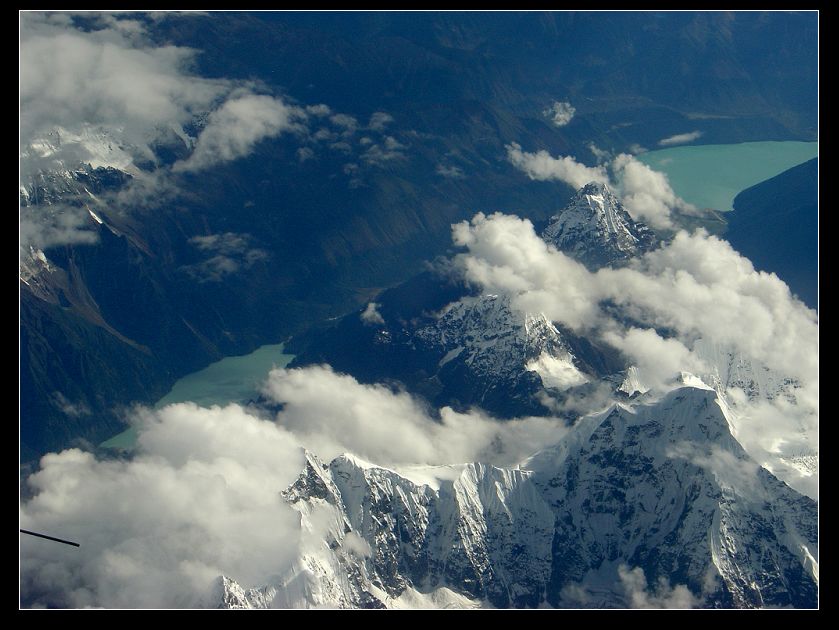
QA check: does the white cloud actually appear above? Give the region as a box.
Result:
[608,230,818,384]
[506,143,608,190]
[436,164,465,179]
[305,103,332,117]
[20,207,99,253]
[329,113,359,136]
[182,232,269,282]
[21,364,573,607]
[20,201,819,605]
[368,111,394,131]
[611,153,698,229]
[361,136,407,167]
[601,328,704,392]
[50,391,92,418]
[20,12,226,177]
[261,365,570,468]
[658,131,703,147]
[341,531,372,558]
[560,563,703,608]
[618,565,701,608]
[505,144,699,230]
[587,143,611,163]
[544,101,576,127]
[329,141,353,154]
[452,212,601,331]
[360,302,385,326]
[19,12,313,249]
[20,403,305,608]
[453,214,817,387]
[451,212,818,493]
[720,388,819,500]
[174,94,303,172]
[312,127,338,142]
[667,442,761,495]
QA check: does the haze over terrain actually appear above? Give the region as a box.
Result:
[20,11,817,609]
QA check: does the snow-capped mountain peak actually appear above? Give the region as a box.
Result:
[213,386,817,609]
[542,181,658,269]
[414,293,589,411]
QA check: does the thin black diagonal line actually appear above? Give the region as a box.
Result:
[20,529,80,547]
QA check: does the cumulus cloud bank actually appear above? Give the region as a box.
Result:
[19,13,356,251]
[20,209,818,606]
[20,13,413,241]
[20,12,225,177]
[19,13,307,254]
[659,131,703,146]
[21,404,306,608]
[611,153,698,229]
[451,211,818,496]
[453,212,817,385]
[261,365,570,468]
[505,144,698,229]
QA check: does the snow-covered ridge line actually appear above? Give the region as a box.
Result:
[212,386,817,609]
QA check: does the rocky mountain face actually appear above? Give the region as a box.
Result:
[411,294,592,417]
[541,182,658,269]
[211,386,817,609]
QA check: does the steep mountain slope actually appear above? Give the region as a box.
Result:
[411,294,593,416]
[541,181,658,269]
[210,386,817,609]
[726,158,817,309]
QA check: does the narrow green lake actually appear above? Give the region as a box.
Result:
[100,343,295,450]
[635,141,817,212]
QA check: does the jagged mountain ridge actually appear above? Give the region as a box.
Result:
[211,386,817,609]
[412,293,594,414]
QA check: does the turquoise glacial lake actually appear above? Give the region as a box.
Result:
[636,141,817,212]
[101,343,295,450]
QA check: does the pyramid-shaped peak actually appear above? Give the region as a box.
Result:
[541,182,658,270]
[578,181,612,195]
